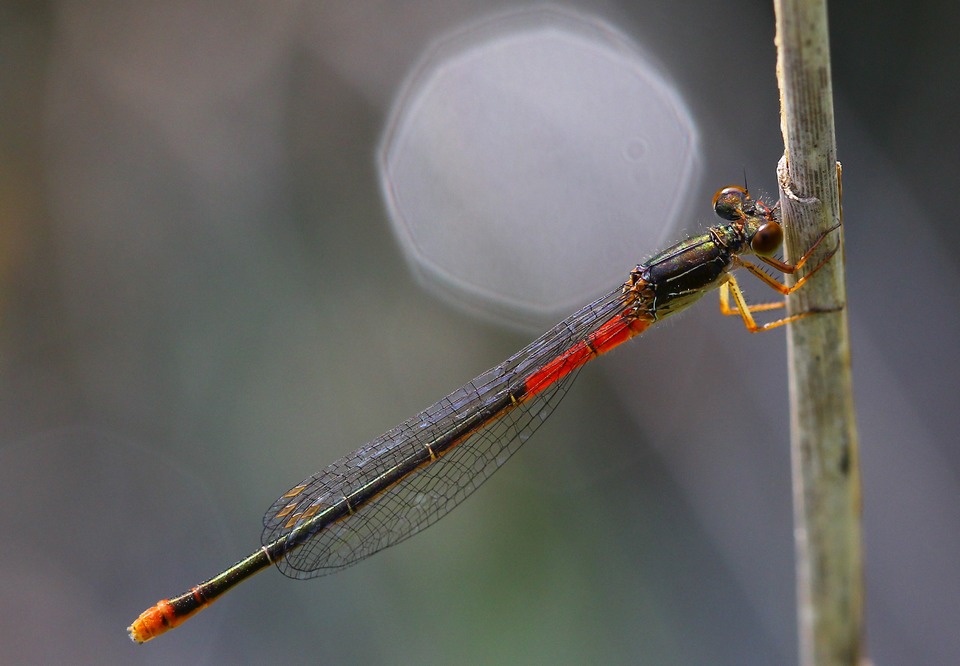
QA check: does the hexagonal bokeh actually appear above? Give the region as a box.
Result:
[379,7,700,328]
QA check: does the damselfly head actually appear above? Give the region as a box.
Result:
[713,185,783,256]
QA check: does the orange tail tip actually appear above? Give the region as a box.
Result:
[127,599,177,644]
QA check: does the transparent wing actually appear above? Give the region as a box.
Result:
[261,286,627,578]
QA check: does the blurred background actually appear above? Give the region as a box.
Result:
[1,1,958,664]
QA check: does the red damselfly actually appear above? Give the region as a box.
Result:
[128,185,841,643]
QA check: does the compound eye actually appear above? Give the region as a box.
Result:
[751,221,783,256]
[712,185,748,221]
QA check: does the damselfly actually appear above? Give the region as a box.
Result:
[128,185,841,643]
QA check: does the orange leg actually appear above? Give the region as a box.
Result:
[718,276,837,332]
[718,217,843,332]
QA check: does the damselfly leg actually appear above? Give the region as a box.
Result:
[719,221,843,332]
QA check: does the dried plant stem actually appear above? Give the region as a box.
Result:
[773,0,864,664]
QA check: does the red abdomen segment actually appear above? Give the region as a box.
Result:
[524,312,650,397]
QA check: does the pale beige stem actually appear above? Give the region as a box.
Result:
[773,0,864,664]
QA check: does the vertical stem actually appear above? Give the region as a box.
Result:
[773,1,864,665]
